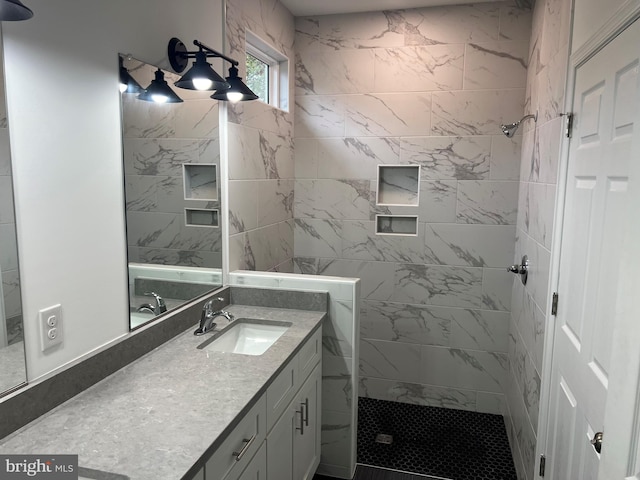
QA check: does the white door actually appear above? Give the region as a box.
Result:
[545,19,640,480]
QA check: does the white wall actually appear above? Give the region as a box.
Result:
[3,0,223,380]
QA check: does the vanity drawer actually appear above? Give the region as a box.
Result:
[206,395,266,480]
[298,328,322,381]
[266,356,299,432]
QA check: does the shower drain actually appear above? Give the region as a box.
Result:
[375,433,394,445]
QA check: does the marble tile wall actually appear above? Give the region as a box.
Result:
[0,47,22,331]
[504,0,572,479]
[229,270,360,479]
[294,2,531,417]
[122,60,222,269]
[225,0,296,273]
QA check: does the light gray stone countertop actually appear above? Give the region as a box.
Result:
[0,304,325,480]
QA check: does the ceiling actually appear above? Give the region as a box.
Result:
[279,0,501,16]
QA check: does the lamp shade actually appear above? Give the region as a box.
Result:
[138,69,183,104]
[0,0,33,21]
[210,65,258,103]
[174,50,230,91]
[119,57,143,94]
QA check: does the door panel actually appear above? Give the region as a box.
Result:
[546,18,639,480]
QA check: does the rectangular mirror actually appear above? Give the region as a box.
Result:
[0,39,27,395]
[119,56,223,329]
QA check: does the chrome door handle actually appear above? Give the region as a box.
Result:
[591,432,603,454]
[232,434,256,461]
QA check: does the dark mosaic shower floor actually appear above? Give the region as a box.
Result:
[357,397,517,480]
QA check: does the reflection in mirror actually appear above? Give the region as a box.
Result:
[120,56,222,330]
[0,40,27,395]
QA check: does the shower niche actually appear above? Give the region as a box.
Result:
[375,165,420,236]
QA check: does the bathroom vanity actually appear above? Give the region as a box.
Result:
[0,294,325,480]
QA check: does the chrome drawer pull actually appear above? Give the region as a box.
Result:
[232,434,256,461]
[302,398,309,427]
[296,407,304,435]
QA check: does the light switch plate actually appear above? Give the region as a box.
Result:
[39,304,63,352]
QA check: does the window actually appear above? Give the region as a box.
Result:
[245,31,289,110]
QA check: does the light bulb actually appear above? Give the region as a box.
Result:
[193,77,213,91]
[227,91,243,103]
[151,94,169,104]
[119,83,128,93]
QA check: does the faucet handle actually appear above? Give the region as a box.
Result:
[144,291,167,314]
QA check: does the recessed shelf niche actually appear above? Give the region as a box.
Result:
[185,208,219,228]
[375,215,418,236]
[377,165,420,206]
[183,164,217,201]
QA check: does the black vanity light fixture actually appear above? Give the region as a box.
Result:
[0,0,33,21]
[119,56,144,95]
[138,68,183,104]
[168,37,258,103]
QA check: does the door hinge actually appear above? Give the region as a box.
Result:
[563,112,574,138]
[539,454,546,477]
[551,292,559,316]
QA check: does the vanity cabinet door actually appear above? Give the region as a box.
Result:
[293,363,322,480]
[266,406,294,480]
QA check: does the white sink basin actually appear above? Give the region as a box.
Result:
[198,320,291,356]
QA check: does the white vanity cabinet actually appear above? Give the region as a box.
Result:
[200,327,322,480]
[266,329,322,480]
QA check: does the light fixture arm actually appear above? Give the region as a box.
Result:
[168,37,239,73]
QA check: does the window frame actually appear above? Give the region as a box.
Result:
[245,31,289,111]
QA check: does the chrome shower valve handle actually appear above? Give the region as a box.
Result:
[507,255,529,285]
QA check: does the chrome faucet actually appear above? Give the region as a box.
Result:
[194,298,234,336]
[137,291,167,315]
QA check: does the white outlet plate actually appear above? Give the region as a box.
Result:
[39,304,63,352]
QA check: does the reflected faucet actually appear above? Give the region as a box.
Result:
[137,291,167,316]
[194,299,234,336]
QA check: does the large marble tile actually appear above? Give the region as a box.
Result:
[174,100,219,139]
[0,224,18,271]
[323,354,353,414]
[135,248,221,269]
[331,260,397,301]
[294,179,370,220]
[359,377,477,412]
[320,410,353,470]
[123,138,200,176]
[0,176,15,224]
[392,263,485,309]
[400,136,491,180]
[449,308,510,353]
[491,134,522,180]
[457,180,519,225]
[296,48,375,95]
[403,3,501,45]
[432,89,525,136]
[1,269,21,318]
[482,267,513,311]
[317,137,400,180]
[257,179,294,227]
[0,129,11,175]
[421,346,508,393]
[323,300,354,358]
[125,212,181,249]
[122,97,175,139]
[523,233,551,314]
[424,224,516,267]
[294,218,342,258]
[124,175,158,213]
[527,182,556,250]
[418,181,458,223]
[360,300,450,346]
[511,324,541,430]
[532,116,562,184]
[228,180,259,234]
[499,3,533,43]
[228,124,264,180]
[294,95,345,138]
[260,130,295,180]
[294,138,318,178]
[476,392,506,415]
[231,100,293,137]
[536,45,569,123]
[345,93,432,137]
[342,221,425,263]
[511,280,546,373]
[374,45,464,93]
[359,338,422,383]
[505,366,538,478]
[464,41,529,90]
[295,12,405,51]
